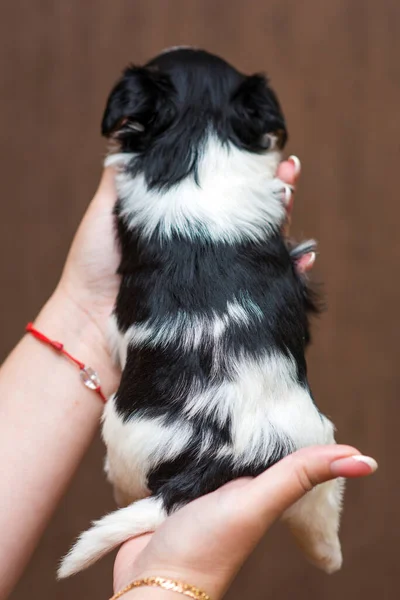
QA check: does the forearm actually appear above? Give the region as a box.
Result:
[0,289,119,598]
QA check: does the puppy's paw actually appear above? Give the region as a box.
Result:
[309,540,343,574]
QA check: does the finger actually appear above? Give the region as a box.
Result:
[278,157,301,234]
[247,445,377,523]
[288,155,301,179]
[277,163,294,220]
[296,251,316,273]
[280,184,293,238]
[276,155,301,187]
[283,184,294,214]
[282,211,292,237]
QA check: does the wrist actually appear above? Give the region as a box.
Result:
[114,567,227,600]
[33,288,119,398]
[116,586,178,600]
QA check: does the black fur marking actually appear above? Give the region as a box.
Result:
[230,74,287,152]
[114,343,232,444]
[148,435,293,513]
[103,48,287,190]
[114,219,313,382]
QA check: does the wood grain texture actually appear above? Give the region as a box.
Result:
[1,1,398,598]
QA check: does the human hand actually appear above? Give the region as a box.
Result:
[56,168,120,344]
[113,445,377,600]
[277,155,316,273]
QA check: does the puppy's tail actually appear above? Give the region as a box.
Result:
[57,497,165,579]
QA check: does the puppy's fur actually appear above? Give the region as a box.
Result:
[58,48,343,579]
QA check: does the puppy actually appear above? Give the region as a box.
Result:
[58,47,343,578]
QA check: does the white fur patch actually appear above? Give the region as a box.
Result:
[124,293,263,351]
[104,152,133,168]
[184,352,334,464]
[102,396,196,504]
[103,346,333,480]
[105,137,286,243]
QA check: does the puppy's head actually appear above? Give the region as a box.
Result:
[102,48,287,188]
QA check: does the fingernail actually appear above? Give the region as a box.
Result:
[288,155,301,177]
[306,252,316,266]
[283,184,292,205]
[331,454,378,476]
[351,455,378,471]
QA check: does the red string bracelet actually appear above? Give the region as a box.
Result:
[25,322,107,403]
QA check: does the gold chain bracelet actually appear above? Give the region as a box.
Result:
[110,576,212,600]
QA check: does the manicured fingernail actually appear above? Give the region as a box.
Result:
[330,454,378,477]
[288,155,301,177]
[351,455,378,471]
[283,184,292,205]
[306,252,316,266]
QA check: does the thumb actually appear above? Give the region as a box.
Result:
[246,445,377,524]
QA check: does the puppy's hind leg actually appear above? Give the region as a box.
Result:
[282,478,345,574]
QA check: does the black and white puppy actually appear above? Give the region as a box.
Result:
[59,47,343,578]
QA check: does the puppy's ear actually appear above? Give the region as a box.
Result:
[101,65,175,137]
[230,74,287,150]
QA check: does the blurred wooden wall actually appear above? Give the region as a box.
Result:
[1,1,398,598]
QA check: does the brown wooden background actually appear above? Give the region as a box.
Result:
[1,1,398,598]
